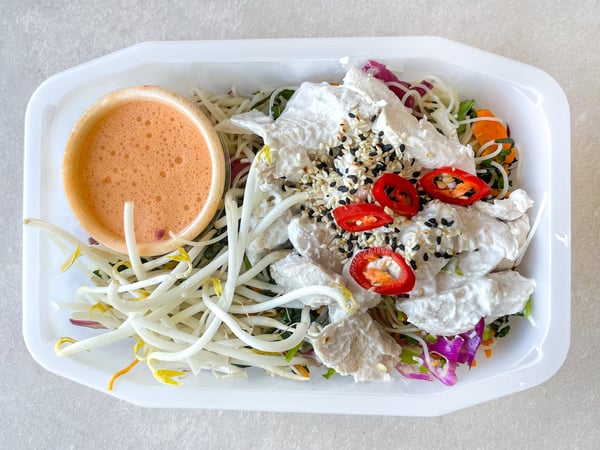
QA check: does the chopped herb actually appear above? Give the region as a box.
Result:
[323,367,337,379]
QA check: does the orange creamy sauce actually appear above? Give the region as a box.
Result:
[78,100,212,243]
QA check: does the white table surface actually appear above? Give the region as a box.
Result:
[2,0,598,448]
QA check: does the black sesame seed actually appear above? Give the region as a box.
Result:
[434,251,443,258]
[423,252,429,261]
[382,144,393,152]
[370,114,377,122]
[441,218,449,226]
[347,175,358,182]
[341,135,347,143]
[398,293,410,298]
[410,260,417,270]
[399,144,406,152]
[349,188,358,195]
[399,243,406,251]
[378,130,385,137]
[412,244,420,251]
[338,185,349,193]
[425,218,438,228]
[412,171,421,178]
[443,253,452,259]
[369,151,378,157]
[374,162,387,171]
[348,112,356,118]
[364,177,374,184]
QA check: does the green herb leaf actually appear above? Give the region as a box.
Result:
[322,367,336,379]
[285,341,304,362]
[270,89,295,119]
[457,99,475,134]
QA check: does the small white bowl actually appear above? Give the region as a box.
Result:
[62,85,227,256]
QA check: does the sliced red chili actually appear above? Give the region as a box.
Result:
[332,203,393,232]
[372,173,420,217]
[349,247,415,295]
[419,167,491,205]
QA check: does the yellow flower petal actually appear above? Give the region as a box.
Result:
[257,145,272,165]
[167,247,192,278]
[331,282,358,314]
[54,337,77,354]
[90,302,107,317]
[112,260,131,278]
[60,246,81,272]
[153,369,186,386]
[212,278,223,297]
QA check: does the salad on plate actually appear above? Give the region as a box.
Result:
[26,59,537,389]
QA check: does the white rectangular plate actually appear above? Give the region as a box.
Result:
[23,37,571,416]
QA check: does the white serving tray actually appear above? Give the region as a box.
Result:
[23,37,571,416]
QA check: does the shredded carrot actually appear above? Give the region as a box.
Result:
[482,337,495,346]
[294,364,310,378]
[471,359,477,367]
[473,109,516,165]
[107,358,140,391]
[484,349,493,358]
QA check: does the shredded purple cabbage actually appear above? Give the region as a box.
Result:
[395,361,432,381]
[395,318,485,386]
[363,60,434,112]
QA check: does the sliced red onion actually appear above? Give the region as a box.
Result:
[69,318,106,329]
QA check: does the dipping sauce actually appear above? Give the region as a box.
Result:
[63,86,226,256]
